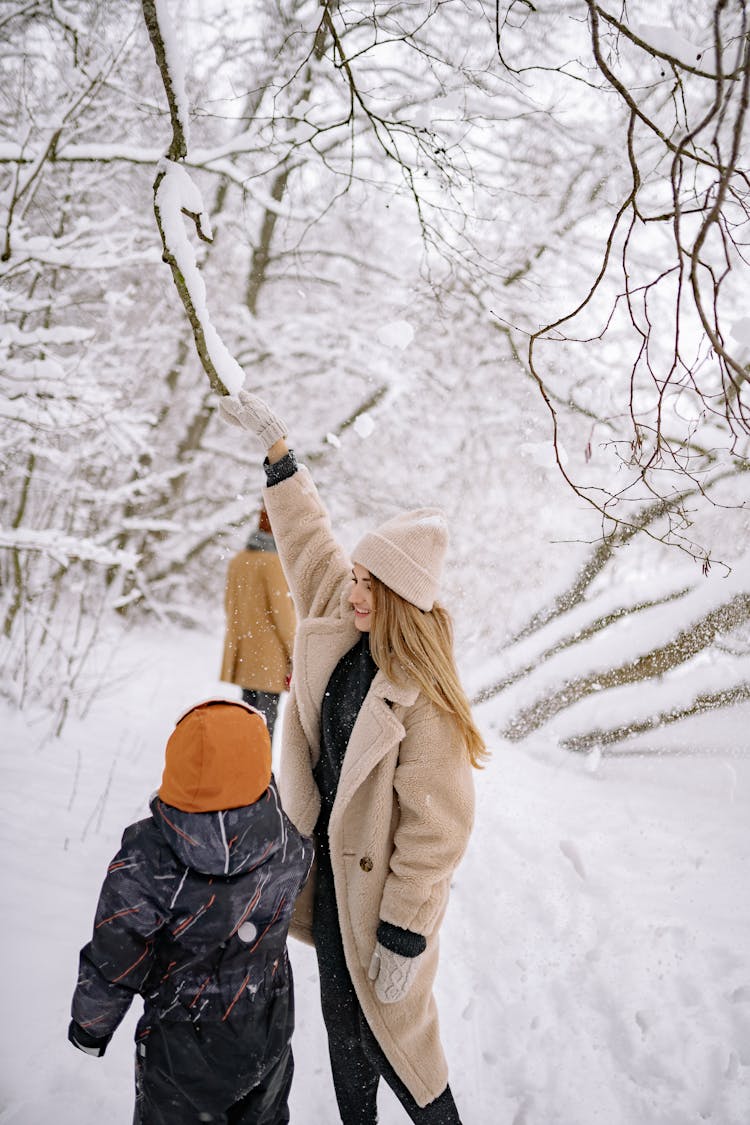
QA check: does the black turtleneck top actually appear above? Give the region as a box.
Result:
[315,633,378,841]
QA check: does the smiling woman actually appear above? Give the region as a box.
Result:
[220,387,487,1124]
[349,564,374,630]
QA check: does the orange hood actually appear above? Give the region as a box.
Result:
[159,700,271,813]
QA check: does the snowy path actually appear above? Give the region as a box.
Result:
[1,623,748,1123]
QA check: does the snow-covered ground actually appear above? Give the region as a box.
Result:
[2,622,749,1124]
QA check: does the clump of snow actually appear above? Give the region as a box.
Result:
[377,319,415,350]
[409,105,432,129]
[635,24,714,70]
[326,432,342,448]
[436,89,464,116]
[353,412,375,438]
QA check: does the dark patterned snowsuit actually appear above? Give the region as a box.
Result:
[71,779,312,1124]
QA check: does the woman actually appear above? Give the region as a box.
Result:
[221,389,488,1124]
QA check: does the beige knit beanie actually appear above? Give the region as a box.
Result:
[352,508,448,611]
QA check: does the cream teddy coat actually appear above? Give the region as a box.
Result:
[263,466,475,1108]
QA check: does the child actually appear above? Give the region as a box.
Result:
[69,698,313,1125]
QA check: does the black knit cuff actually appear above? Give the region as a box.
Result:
[376,920,427,958]
[264,449,298,486]
[68,1019,111,1057]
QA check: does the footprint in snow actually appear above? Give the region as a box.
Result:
[559,839,586,880]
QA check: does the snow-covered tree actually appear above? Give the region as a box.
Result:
[1,0,747,748]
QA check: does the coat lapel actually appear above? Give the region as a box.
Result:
[293,614,358,766]
[333,669,420,815]
[294,597,421,822]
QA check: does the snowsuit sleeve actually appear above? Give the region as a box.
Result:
[71,822,166,1039]
[379,700,475,937]
[263,465,351,622]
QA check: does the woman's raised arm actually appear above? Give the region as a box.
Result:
[219,391,350,619]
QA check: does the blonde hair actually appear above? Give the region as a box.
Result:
[369,576,489,769]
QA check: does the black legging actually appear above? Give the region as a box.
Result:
[241,689,280,741]
[312,845,462,1125]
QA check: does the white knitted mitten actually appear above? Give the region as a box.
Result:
[368,942,422,1004]
[219,390,288,451]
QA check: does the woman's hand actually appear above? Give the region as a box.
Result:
[219,390,288,452]
[368,943,422,1004]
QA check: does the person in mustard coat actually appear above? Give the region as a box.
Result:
[221,506,296,739]
[220,389,488,1124]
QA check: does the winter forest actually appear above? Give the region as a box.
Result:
[2,1,750,1122]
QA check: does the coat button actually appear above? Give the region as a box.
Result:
[359,856,373,872]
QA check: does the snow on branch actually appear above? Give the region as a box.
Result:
[51,0,86,39]
[0,527,139,571]
[560,681,750,752]
[502,591,750,741]
[141,0,190,161]
[141,0,244,397]
[153,159,244,395]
